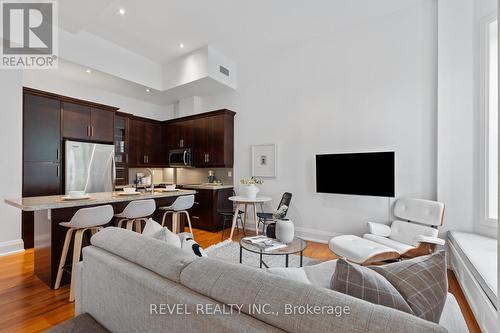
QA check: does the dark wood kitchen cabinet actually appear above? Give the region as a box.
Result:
[23,93,61,162]
[193,110,235,167]
[183,187,234,232]
[163,109,235,168]
[62,102,115,142]
[23,89,63,248]
[165,119,194,151]
[129,117,164,166]
[90,107,115,142]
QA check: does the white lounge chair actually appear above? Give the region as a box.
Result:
[329,197,445,264]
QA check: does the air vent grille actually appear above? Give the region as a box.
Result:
[219,65,230,76]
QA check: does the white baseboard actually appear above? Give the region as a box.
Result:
[0,239,24,257]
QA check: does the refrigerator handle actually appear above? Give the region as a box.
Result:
[112,154,116,190]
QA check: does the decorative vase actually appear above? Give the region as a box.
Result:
[276,219,295,244]
[242,184,259,199]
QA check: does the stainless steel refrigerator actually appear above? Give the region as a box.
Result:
[64,140,115,194]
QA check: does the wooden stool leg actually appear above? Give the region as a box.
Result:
[134,219,142,233]
[172,213,178,234]
[117,219,127,228]
[69,228,86,302]
[161,211,168,227]
[183,211,194,237]
[54,228,74,290]
[126,219,134,231]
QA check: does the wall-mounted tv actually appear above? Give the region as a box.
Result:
[316,152,395,197]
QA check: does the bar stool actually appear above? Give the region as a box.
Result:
[159,195,194,236]
[115,199,156,233]
[54,205,114,302]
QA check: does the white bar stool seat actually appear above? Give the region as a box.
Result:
[159,195,194,236]
[55,205,114,302]
[115,199,156,233]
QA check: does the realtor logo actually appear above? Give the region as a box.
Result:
[1,0,58,68]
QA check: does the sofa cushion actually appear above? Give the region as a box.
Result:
[267,267,311,285]
[90,227,197,283]
[151,227,182,248]
[331,259,414,315]
[142,218,163,236]
[180,257,447,333]
[370,251,448,323]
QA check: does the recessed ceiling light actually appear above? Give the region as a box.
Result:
[145,88,150,92]
[179,43,185,48]
[119,8,125,15]
[85,69,92,74]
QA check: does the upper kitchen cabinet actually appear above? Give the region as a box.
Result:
[193,110,235,168]
[90,107,115,142]
[62,102,90,141]
[62,101,116,142]
[23,91,61,163]
[165,119,194,151]
[129,117,164,167]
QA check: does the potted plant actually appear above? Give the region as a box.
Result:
[240,177,263,199]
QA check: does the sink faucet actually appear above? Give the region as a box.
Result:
[145,168,154,193]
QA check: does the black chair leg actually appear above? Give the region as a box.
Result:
[221,217,227,241]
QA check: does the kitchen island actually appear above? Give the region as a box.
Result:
[5,189,196,288]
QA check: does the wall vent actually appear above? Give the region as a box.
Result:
[219,65,230,76]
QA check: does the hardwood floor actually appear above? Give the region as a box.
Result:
[0,228,479,332]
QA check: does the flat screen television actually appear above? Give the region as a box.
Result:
[316,152,395,197]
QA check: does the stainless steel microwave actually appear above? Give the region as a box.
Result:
[168,148,193,167]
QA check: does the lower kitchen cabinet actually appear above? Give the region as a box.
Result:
[181,188,234,232]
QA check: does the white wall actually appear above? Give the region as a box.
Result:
[200,0,438,242]
[0,70,23,255]
[438,0,497,238]
[23,68,174,120]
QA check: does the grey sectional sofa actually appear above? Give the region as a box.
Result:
[75,228,464,332]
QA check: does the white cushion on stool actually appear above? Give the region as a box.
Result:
[329,235,397,264]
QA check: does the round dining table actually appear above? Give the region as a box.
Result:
[228,196,272,240]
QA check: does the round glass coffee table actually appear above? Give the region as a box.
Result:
[239,237,307,268]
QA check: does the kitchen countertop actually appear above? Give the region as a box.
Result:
[4,189,196,211]
[116,184,234,191]
[179,184,233,190]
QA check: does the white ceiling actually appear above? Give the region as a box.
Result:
[59,0,422,66]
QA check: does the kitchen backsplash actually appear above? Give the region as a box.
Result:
[128,167,234,186]
[169,168,234,185]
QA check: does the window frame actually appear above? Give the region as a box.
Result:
[479,14,498,228]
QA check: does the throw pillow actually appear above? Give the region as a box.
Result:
[150,227,182,248]
[370,251,448,323]
[179,233,207,257]
[331,259,413,315]
[142,218,163,236]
